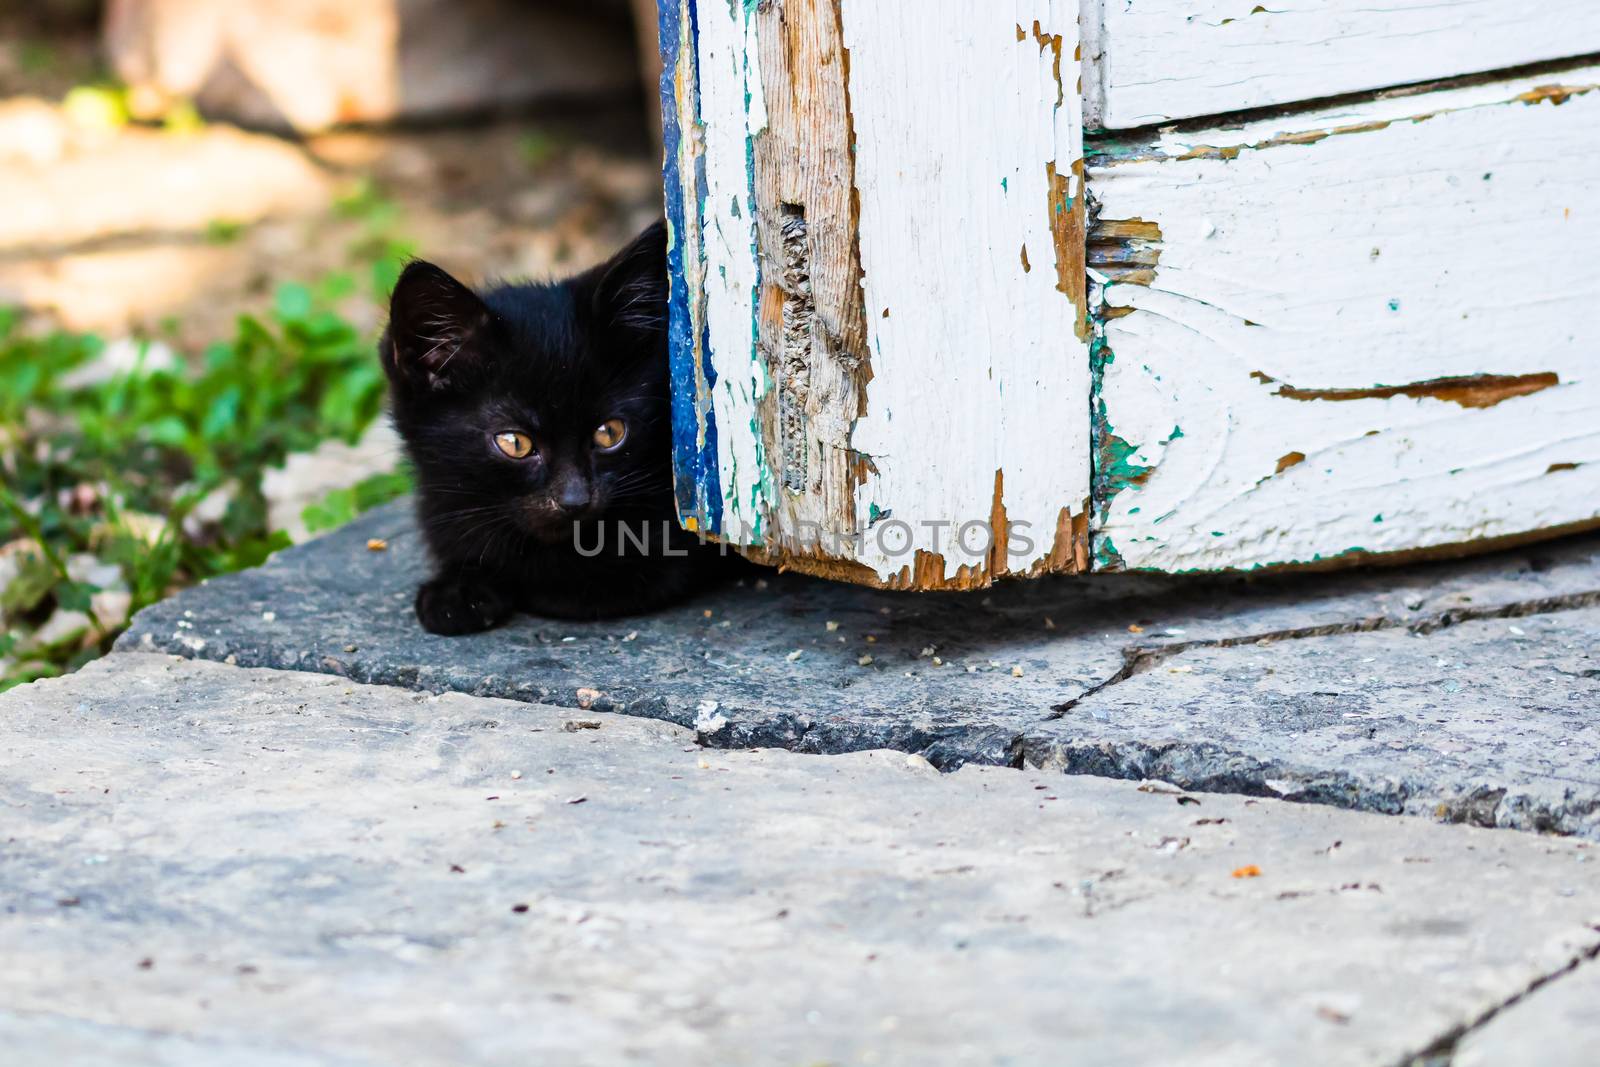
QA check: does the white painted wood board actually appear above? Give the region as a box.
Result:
[665,1,1093,589]
[1088,68,1600,572]
[1082,0,1600,129]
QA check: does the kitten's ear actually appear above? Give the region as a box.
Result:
[580,220,668,342]
[383,261,493,392]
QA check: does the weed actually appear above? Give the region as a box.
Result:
[0,281,409,691]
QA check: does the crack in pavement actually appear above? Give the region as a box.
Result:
[1395,930,1600,1066]
[1044,586,1600,719]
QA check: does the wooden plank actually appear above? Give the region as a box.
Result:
[1088,68,1600,572]
[664,0,1092,589]
[1082,0,1600,129]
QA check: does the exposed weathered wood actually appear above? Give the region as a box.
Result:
[1088,67,1600,572]
[1082,0,1600,129]
[665,0,1091,589]
[749,0,872,563]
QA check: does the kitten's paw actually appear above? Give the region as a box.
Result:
[415,576,513,635]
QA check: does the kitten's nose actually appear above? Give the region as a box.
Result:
[555,479,591,514]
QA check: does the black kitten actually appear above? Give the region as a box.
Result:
[382,222,719,634]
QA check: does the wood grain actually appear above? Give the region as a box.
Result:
[668,0,1092,589]
[1082,0,1600,128]
[1089,66,1600,572]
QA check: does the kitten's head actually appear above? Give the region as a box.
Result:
[382,222,671,550]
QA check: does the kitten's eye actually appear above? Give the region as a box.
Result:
[592,418,627,451]
[493,431,534,459]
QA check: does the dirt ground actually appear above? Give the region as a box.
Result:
[0,11,660,352]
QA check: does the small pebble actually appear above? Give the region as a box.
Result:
[826,620,840,632]
[857,654,874,666]
[366,538,388,552]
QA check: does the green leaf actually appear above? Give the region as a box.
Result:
[1,553,57,617]
[205,218,245,244]
[274,282,314,323]
[54,580,97,615]
[300,469,410,535]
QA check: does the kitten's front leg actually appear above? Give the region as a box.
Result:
[415,571,515,635]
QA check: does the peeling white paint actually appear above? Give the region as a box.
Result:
[1092,67,1600,571]
[685,0,1091,584]
[840,0,1090,581]
[1083,0,1600,128]
[693,1,772,538]
[675,2,1598,583]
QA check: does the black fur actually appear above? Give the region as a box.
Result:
[382,222,724,634]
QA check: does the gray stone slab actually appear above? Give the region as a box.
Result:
[3,655,1598,1066]
[1454,953,1600,1067]
[116,500,1600,769]
[1030,608,1600,837]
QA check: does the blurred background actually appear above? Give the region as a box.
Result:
[0,0,663,689]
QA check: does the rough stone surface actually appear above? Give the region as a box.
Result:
[0,109,330,249]
[1454,951,1600,1067]
[3,655,1598,1066]
[119,502,1600,779]
[1030,609,1600,837]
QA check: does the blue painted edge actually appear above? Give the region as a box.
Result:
[660,0,724,535]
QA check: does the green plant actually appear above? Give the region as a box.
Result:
[204,218,246,244]
[336,178,417,298]
[0,278,410,692]
[518,129,564,169]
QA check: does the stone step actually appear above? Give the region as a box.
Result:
[2,654,1596,1065]
[118,500,1600,837]
[1033,608,1600,837]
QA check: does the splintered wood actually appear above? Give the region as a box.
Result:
[665,0,1091,589]
[663,0,1600,582]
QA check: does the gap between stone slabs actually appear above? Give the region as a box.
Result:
[114,501,1600,818]
[2,655,1598,1067]
[1034,607,1600,839]
[1450,944,1600,1067]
